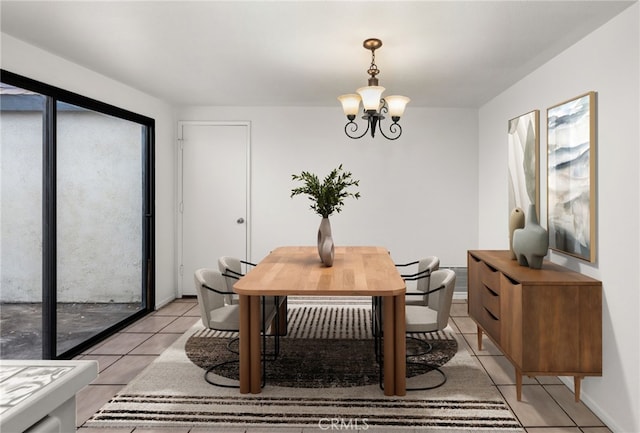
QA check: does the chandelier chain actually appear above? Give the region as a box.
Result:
[367,49,380,78]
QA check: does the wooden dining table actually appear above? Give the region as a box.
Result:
[233,245,407,396]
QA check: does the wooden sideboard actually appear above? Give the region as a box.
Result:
[467,250,602,402]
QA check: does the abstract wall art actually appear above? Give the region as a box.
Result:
[508,110,539,217]
[547,91,596,262]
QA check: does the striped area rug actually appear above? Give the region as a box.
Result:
[94,394,521,430]
[85,305,524,431]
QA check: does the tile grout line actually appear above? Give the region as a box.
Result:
[78,300,199,430]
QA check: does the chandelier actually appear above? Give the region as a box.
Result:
[338,38,410,140]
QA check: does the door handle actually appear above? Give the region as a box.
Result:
[237,217,245,224]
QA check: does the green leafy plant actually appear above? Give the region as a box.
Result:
[290,164,361,218]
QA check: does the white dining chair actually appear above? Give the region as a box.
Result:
[194,268,280,388]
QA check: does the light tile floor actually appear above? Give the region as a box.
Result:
[75,298,611,433]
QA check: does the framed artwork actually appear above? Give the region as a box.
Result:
[547,91,596,262]
[508,110,539,216]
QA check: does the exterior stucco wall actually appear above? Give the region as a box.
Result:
[1,110,142,303]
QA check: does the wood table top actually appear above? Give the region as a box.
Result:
[234,246,406,296]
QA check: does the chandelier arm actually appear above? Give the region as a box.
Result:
[344,119,370,140]
[380,99,388,114]
[378,119,403,141]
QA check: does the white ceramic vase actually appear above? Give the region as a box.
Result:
[317,217,334,267]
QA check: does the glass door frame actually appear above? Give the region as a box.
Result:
[1,70,155,359]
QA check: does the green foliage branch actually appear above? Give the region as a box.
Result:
[290,164,361,218]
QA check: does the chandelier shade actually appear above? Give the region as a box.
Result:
[338,38,409,140]
[356,86,385,111]
[337,94,362,117]
[385,95,411,119]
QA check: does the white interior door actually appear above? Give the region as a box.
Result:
[178,121,250,296]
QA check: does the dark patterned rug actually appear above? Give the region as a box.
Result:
[185,334,457,388]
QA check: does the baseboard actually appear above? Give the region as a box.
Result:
[453,292,468,300]
[557,376,626,432]
[155,294,177,310]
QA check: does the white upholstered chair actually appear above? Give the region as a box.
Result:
[377,268,457,391]
[219,255,288,336]
[403,268,457,390]
[194,268,280,388]
[194,268,240,331]
[217,256,256,305]
[396,256,440,306]
[405,268,456,334]
[373,256,441,357]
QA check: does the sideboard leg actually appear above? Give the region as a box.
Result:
[515,367,523,401]
[574,376,583,402]
[477,326,483,351]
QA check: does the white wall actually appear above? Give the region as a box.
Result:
[1,34,177,308]
[478,5,639,432]
[175,105,478,269]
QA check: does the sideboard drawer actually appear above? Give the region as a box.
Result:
[499,272,521,294]
[479,261,501,294]
[481,284,501,319]
[478,305,501,341]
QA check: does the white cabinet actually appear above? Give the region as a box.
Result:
[0,360,97,432]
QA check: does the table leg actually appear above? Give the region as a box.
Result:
[249,296,262,393]
[239,295,251,393]
[394,294,406,396]
[382,296,395,396]
[277,297,288,335]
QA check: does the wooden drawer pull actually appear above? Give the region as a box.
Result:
[483,284,499,297]
[484,307,499,321]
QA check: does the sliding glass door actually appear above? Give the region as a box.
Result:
[55,102,148,356]
[0,85,45,359]
[0,72,155,359]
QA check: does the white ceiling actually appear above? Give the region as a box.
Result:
[0,1,635,108]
